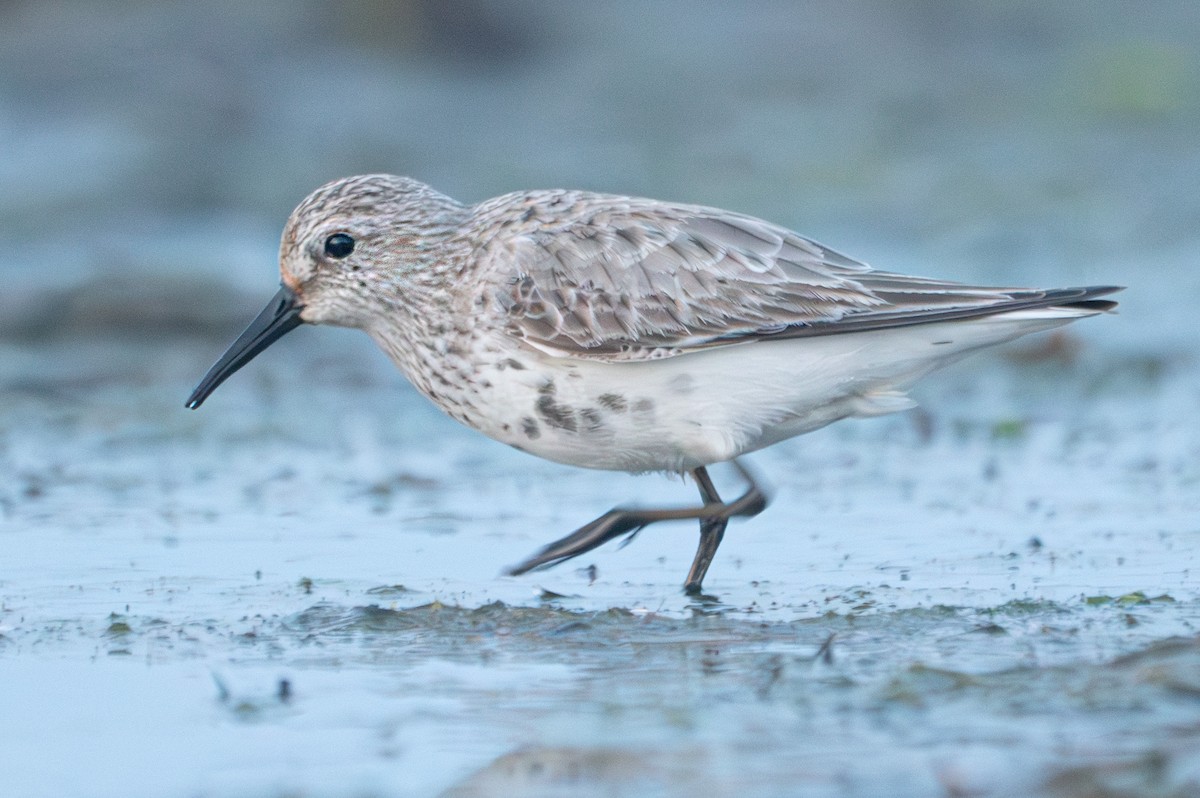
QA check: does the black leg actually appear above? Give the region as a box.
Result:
[505,459,769,592]
[684,466,728,595]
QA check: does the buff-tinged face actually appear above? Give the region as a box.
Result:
[186,174,462,408]
[278,178,395,327]
[275,174,462,327]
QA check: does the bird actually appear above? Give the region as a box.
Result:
[186,174,1120,594]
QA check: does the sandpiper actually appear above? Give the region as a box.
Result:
[187,175,1120,593]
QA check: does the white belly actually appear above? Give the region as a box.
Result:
[416,309,1082,473]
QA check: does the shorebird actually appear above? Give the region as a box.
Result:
[186,175,1120,593]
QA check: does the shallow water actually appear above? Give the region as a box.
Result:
[3,2,1200,797]
[4,324,1198,797]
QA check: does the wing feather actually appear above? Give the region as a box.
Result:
[473,192,1116,361]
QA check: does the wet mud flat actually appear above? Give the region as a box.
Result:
[2,289,1197,797]
[2,0,1199,794]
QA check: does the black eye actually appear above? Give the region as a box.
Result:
[324,233,355,259]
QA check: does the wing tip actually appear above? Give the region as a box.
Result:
[1048,285,1123,313]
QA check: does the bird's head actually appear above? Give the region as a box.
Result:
[185,174,464,409]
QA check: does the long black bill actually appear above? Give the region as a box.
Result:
[185,286,305,409]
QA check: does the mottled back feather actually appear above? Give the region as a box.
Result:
[470,192,1116,361]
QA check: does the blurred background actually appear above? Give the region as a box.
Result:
[1,0,1196,341]
[3,3,1199,797]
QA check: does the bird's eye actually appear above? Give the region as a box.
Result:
[324,233,355,259]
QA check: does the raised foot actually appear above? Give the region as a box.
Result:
[505,459,770,591]
[504,510,651,576]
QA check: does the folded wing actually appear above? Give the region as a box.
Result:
[476,193,1119,361]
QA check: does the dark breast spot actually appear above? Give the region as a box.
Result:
[598,393,628,413]
[522,417,541,439]
[633,398,655,415]
[536,395,578,432]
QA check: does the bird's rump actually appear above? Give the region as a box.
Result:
[479,194,1116,361]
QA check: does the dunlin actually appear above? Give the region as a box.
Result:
[187,175,1120,593]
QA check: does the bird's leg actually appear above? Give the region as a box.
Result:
[683,462,769,594]
[684,466,728,595]
[505,459,769,593]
